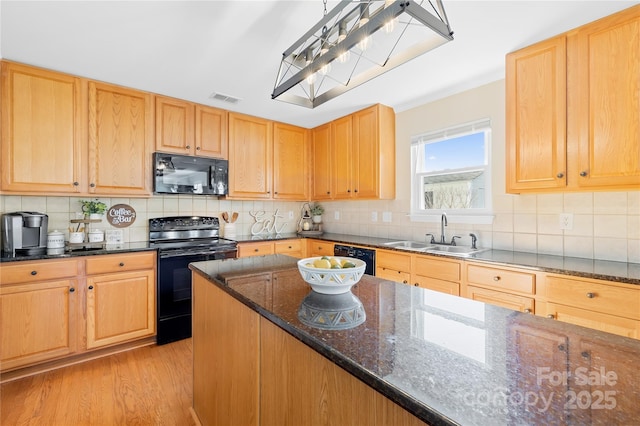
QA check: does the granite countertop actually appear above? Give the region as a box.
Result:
[0,242,155,263]
[190,255,640,426]
[237,232,640,285]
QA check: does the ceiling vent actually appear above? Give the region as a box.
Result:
[209,92,242,104]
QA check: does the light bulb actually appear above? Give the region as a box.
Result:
[384,17,398,33]
[306,72,317,85]
[319,62,331,75]
[337,50,351,63]
[357,35,370,51]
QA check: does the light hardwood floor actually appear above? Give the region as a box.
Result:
[1,339,195,426]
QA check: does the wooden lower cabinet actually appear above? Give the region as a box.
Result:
[238,241,275,258]
[238,239,305,259]
[467,285,534,313]
[376,249,411,284]
[86,269,156,349]
[306,239,335,257]
[0,251,157,374]
[412,255,462,296]
[0,278,78,371]
[192,272,426,426]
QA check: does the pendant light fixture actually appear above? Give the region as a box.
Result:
[272,0,454,108]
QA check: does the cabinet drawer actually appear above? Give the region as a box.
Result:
[467,285,534,313]
[413,255,461,282]
[0,259,81,285]
[376,249,411,272]
[238,242,275,258]
[376,267,411,285]
[274,240,303,257]
[85,252,156,275]
[413,276,459,296]
[545,276,640,320]
[467,264,535,295]
[544,302,640,339]
[307,240,334,257]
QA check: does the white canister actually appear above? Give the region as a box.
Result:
[47,230,65,249]
[88,229,104,243]
[69,232,85,244]
[223,223,236,240]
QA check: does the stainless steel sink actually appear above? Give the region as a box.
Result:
[383,240,432,250]
[423,245,489,257]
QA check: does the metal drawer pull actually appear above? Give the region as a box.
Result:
[119,262,125,267]
[69,287,75,293]
[493,276,501,281]
[558,344,565,352]
[586,292,595,298]
[31,270,37,276]
[546,314,555,319]
[523,309,532,314]
[88,285,94,290]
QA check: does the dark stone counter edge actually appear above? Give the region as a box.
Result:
[0,243,156,262]
[190,265,460,426]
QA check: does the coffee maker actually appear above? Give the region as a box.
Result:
[1,212,49,257]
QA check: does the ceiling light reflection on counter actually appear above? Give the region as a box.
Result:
[271,0,454,109]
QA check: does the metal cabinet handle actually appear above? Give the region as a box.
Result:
[556,172,564,178]
[580,171,588,177]
[414,283,419,287]
[402,280,408,284]
[523,308,532,314]
[254,248,260,252]
[558,344,565,351]
[90,183,95,187]
[546,314,555,319]
[493,276,501,281]
[73,181,79,186]
[196,146,200,151]
[88,285,94,290]
[186,145,191,149]
[586,292,595,298]
[581,351,590,359]
[119,262,125,267]
[69,287,75,293]
[31,270,38,276]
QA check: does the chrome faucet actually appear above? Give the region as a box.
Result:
[440,212,447,244]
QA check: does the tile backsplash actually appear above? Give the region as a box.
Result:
[1,191,638,263]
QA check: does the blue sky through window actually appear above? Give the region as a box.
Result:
[423,132,486,173]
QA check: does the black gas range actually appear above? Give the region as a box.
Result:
[149,216,237,345]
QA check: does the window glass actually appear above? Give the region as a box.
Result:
[411,119,491,214]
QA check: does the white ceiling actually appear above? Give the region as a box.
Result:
[1,1,637,128]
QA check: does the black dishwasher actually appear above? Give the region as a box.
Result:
[334,244,376,276]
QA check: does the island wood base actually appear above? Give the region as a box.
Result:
[192,273,428,426]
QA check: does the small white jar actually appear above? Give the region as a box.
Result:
[47,230,65,249]
[88,229,104,243]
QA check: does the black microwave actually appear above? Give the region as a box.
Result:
[154,153,228,196]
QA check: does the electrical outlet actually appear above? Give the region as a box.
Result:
[288,211,294,220]
[382,212,392,222]
[334,211,340,220]
[371,211,378,222]
[559,213,573,230]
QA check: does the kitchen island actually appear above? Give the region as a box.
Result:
[190,255,640,426]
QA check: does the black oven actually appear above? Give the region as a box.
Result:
[150,216,237,345]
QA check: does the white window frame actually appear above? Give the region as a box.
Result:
[409,118,494,224]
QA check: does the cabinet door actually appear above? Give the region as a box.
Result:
[228,112,273,198]
[332,115,353,198]
[273,122,309,200]
[413,276,460,296]
[155,95,195,155]
[274,239,305,258]
[311,123,333,199]
[569,6,640,189]
[238,241,275,258]
[307,239,334,257]
[506,36,567,193]
[195,105,228,158]
[544,302,640,339]
[86,269,155,349]
[1,61,84,194]
[352,105,380,198]
[1,280,78,371]
[88,81,153,195]
[467,285,534,313]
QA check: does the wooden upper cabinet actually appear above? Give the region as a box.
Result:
[272,122,309,200]
[88,81,153,195]
[506,5,640,193]
[195,105,228,159]
[1,61,84,194]
[568,5,640,189]
[332,104,395,200]
[155,96,195,155]
[506,36,567,192]
[310,123,333,200]
[155,95,228,159]
[228,112,273,199]
[332,115,353,198]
